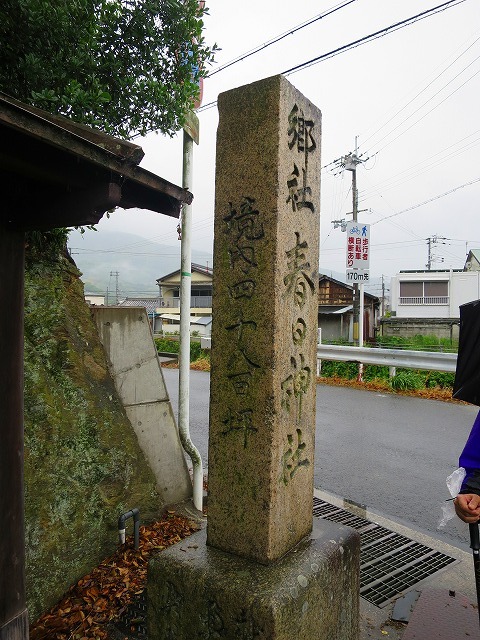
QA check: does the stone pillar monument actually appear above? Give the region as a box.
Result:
[207,74,319,565]
[148,76,359,640]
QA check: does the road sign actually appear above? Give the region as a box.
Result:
[346,269,370,283]
[346,221,370,270]
[183,109,199,145]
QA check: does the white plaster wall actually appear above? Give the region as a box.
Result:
[391,271,480,319]
[450,272,480,315]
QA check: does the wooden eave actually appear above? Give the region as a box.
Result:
[0,93,193,231]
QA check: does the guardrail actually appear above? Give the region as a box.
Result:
[199,339,457,374]
[316,344,457,373]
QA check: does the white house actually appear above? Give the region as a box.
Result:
[159,313,212,337]
[465,249,480,271]
[384,268,480,339]
[390,269,480,319]
[156,263,212,318]
[85,293,105,306]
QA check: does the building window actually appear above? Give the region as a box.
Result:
[399,280,448,305]
[191,287,212,297]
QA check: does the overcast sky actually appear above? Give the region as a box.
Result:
[72,0,480,295]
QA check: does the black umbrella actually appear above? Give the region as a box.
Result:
[453,299,480,405]
[452,298,480,625]
[469,523,480,626]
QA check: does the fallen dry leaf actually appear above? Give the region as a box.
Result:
[30,511,199,640]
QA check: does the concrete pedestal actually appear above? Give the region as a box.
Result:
[148,519,360,640]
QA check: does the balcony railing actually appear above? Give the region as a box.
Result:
[399,296,448,305]
[157,296,212,309]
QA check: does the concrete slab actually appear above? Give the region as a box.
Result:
[391,590,421,622]
[148,519,360,640]
[402,589,478,639]
[92,307,192,504]
[315,488,477,640]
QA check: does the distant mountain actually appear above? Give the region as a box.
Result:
[68,229,213,299]
[68,228,384,301]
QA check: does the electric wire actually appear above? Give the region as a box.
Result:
[324,29,479,174]
[207,0,358,77]
[282,0,466,75]
[360,130,480,197]
[370,177,480,226]
[365,60,480,156]
[197,0,467,113]
[359,34,480,151]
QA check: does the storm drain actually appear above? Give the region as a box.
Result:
[111,589,148,639]
[313,497,457,607]
[110,498,458,638]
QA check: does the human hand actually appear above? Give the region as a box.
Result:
[454,494,480,523]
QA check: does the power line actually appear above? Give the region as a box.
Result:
[282,0,466,75]
[207,0,358,77]
[359,33,480,151]
[368,65,480,157]
[71,248,182,256]
[197,0,467,113]
[359,129,480,197]
[371,177,480,226]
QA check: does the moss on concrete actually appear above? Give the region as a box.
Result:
[24,252,161,621]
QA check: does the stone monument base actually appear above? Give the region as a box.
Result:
[148,519,359,640]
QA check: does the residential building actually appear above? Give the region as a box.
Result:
[384,267,480,339]
[155,263,212,334]
[85,293,105,306]
[118,297,163,333]
[318,274,380,342]
[159,314,212,337]
[156,263,212,317]
[465,249,480,271]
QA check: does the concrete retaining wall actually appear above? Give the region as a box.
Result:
[92,307,192,505]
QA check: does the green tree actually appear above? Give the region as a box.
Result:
[0,0,216,139]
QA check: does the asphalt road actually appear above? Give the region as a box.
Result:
[161,367,478,551]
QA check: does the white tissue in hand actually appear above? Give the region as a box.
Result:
[438,467,466,529]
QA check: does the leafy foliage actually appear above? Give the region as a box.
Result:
[30,512,198,639]
[318,360,358,379]
[361,364,390,382]
[25,229,71,263]
[375,334,458,353]
[154,336,207,362]
[424,370,456,389]
[389,370,424,391]
[0,0,217,139]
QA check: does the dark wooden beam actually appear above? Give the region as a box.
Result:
[0,225,27,640]
[0,95,192,219]
[10,183,123,231]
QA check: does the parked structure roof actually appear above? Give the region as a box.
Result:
[156,263,212,284]
[0,92,194,639]
[118,298,161,315]
[0,92,192,230]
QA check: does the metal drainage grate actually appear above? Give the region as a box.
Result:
[313,497,457,607]
[111,589,148,639]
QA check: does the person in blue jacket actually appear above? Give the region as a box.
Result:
[455,411,480,523]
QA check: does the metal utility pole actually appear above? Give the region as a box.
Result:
[331,139,371,382]
[426,235,447,270]
[343,143,363,346]
[110,270,120,304]
[381,275,385,317]
[178,110,203,512]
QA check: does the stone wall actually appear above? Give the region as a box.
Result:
[380,316,460,340]
[24,252,162,621]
